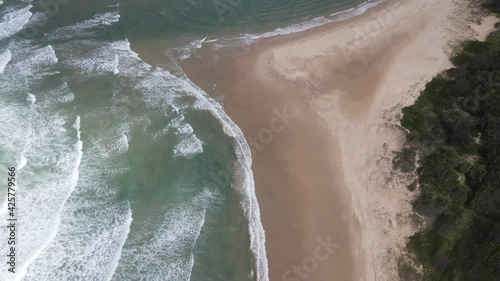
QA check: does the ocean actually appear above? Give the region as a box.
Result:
[0,0,375,280]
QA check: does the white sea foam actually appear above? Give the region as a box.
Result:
[173,133,204,158]
[6,34,138,278]
[18,155,27,170]
[0,49,12,73]
[13,36,142,280]
[109,40,152,77]
[112,53,120,74]
[111,195,208,281]
[0,88,33,183]
[27,44,59,78]
[90,130,131,161]
[128,70,207,159]
[15,71,137,279]
[0,5,33,40]
[0,100,29,218]
[4,44,59,85]
[22,200,133,281]
[44,11,120,41]
[21,125,133,281]
[159,116,204,159]
[0,8,136,280]
[258,0,382,37]
[26,93,36,104]
[64,45,122,77]
[117,133,130,152]
[60,39,150,80]
[0,90,33,179]
[74,116,83,148]
[106,202,133,281]
[164,36,208,65]
[186,206,206,281]
[0,109,84,281]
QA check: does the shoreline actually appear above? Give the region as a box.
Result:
[204,0,384,50]
[182,0,497,280]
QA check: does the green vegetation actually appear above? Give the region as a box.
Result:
[393,147,417,174]
[400,27,500,280]
[484,0,500,13]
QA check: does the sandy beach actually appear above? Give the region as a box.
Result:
[182,0,497,280]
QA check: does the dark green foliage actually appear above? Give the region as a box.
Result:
[393,146,417,173]
[484,0,500,13]
[400,29,500,280]
[398,257,424,281]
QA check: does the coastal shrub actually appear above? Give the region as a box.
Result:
[393,147,417,173]
[398,257,424,281]
[484,0,500,13]
[401,29,500,280]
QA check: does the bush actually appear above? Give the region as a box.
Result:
[400,23,500,281]
[393,147,417,173]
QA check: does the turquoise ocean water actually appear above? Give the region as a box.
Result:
[0,0,377,280]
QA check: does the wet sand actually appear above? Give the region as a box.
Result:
[208,51,360,281]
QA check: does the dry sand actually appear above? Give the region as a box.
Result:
[182,0,498,280]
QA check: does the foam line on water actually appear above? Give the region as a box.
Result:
[17,130,32,171]
[0,11,134,279]
[186,208,206,281]
[0,5,33,40]
[9,35,137,276]
[106,202,133,281]
[164,36,208,65]
[17,117,34,171]
[112,53,119,75]
[176,75,269,281]
[14,116,83,281]
[173,133,204,158]
[0,96,33,219]
[0,42,72,280]
[0,49,12,74]
[20,132,132,280]
[44,11,120,41]
[22,201,133,280]
[58,39,149,80]
[172,121,204,158]
[111,197,209,281]
[211,0,384,51]
[0,193,6,218]
[26,93,36,104]
[3,44,59,87]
